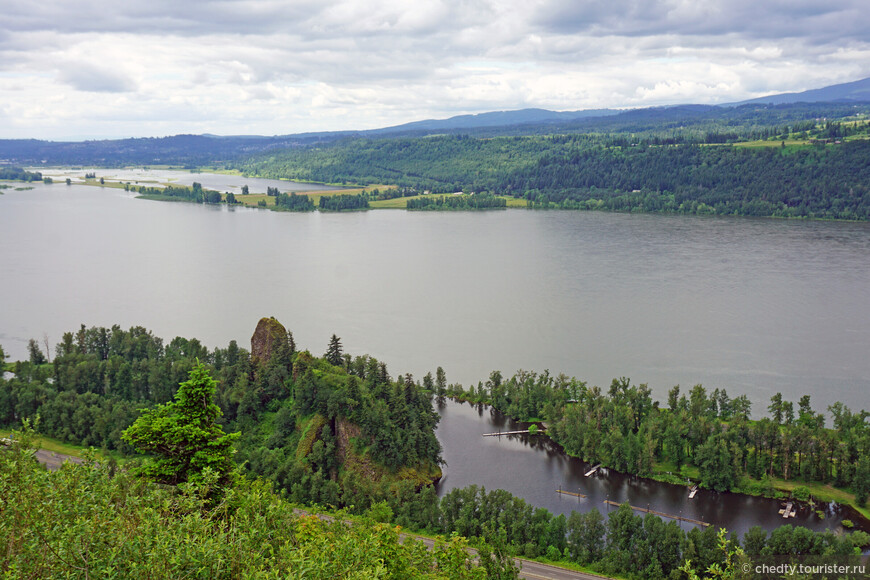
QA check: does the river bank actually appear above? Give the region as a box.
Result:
[437,398,870,537]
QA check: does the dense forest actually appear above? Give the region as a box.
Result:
[234,131,870,219]
[3,323,870,579]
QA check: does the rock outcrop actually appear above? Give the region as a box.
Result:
[250,317,287,366]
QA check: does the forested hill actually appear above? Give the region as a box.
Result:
[0,318,443,504]
[236,134,870,219]
[0,134,344,166]
[2,100,869,165]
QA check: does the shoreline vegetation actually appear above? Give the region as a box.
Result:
[15,157,869,220]
[444,375,870,524]
[2,323,869,580]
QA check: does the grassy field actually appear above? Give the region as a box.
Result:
[369,193,524,209]
[137,194,196,202]
[80,178,140,190]
[368,194,423,209]
[734,139,811,148]
[734,133,870,148]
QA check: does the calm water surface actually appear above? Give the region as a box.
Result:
[3,174,867,413]
[436,399,869,538]
[2,173,869,533]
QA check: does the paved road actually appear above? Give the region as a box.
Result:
[34,449,85,470]
[515,559,609,580]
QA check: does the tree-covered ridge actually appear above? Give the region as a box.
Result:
[447,371,870,506]
[235,134,549,192]
[508,141,870,219]
[234,123,870,219]
[2,100,868,166]
[0,321,443,503]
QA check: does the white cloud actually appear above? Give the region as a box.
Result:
[0,0,867,139]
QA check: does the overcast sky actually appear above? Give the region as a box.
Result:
[1,0,868,140]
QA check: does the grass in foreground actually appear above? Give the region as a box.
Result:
[1,426,503,579]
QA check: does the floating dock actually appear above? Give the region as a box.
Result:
[556,488,587,499]
[779,502,796,518]
[481,429,538,437]
[688,485,698,499]
[603,500,710,527]
[584,464,601,477]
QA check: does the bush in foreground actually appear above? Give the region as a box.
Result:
[0,425,488,579]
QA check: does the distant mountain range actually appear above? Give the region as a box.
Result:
[367,107,619,134]
[1,77,869,165]
[728,77,870,105]
[369,77,870,133]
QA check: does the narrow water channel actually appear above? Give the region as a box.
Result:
[435,399,869,539]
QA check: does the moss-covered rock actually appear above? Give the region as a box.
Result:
[250,317,287,366]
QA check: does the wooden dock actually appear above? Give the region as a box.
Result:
[481,429,537,437]
[779,502,796,518]
[584,464,601,477]
[556,489,587,499]
[688,485,698,499]
[603,500,710,527]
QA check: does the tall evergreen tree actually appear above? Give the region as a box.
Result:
[325,334,343,366]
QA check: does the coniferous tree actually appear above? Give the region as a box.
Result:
[325,334,343,366]
[122,362,239,491]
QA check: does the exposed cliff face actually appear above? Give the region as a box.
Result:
[335,417,362,467]
[250,317,287,366]
[333,416,442,487]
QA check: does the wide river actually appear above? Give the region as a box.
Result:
[2,170,869,535]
